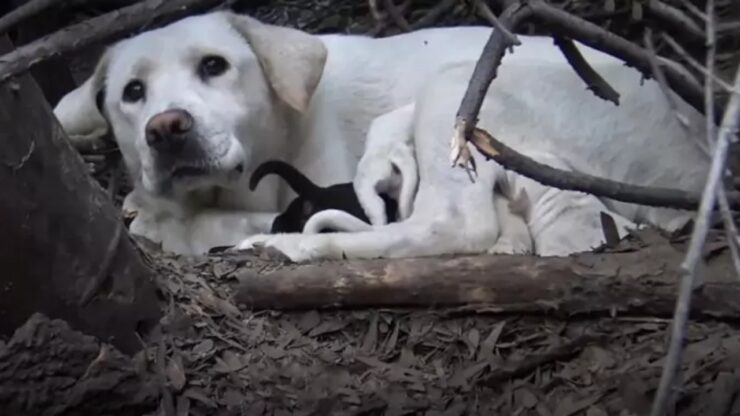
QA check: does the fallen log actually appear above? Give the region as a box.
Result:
[234,237,740,318]
[0,36,160,355]
[0,313,159,416]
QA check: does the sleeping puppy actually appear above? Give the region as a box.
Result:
[250,160,398,233]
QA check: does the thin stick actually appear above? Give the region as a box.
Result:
[649,64,740,416]
[468,127,739,210]
[0,0,223,82]
[553,36,620,105]
[526,0,709,118]
[472,0,521,46]
[0,0,64,35]
[661,32,740,95]
[382,0,412,32]
[643,28,693,131]
[646,0,705,43]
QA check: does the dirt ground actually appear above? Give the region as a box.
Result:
[127,234,740,416]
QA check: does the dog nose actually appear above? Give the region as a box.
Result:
[145,109,194,152]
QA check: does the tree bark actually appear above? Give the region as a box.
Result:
[0,35,160,355]
[234,239,740,318]
[0,313,159,416]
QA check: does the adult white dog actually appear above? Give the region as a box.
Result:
[235,57,709,261]
[54,11,708,260]
[53,11,524,255]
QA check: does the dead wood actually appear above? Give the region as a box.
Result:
[0,0,225,82]
[468,127,739,210]
[553,35,620,105]
[0,313,159,416]
[234,236,740,316]
[0,36,160,355]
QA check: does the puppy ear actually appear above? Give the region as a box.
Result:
[53,50,111,142]
[226,13,327,113]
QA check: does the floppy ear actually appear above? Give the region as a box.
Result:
[226,13,328,113]
[53,51,111,142]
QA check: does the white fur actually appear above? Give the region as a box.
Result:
[54,12,503,253]
[302,209,373,234]
[236,54,708,262]
[54,12,707,260]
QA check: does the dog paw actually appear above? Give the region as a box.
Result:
[487,237,533,255]
[233,234,324,263]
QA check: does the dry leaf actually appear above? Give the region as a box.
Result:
[166,354,187,391]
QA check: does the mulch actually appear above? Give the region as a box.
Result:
[129,236,740,416]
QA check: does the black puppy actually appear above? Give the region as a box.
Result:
[250,160,398,233]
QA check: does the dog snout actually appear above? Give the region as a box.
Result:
[145,109,194,152]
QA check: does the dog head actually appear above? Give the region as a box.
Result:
[54,12,327,198]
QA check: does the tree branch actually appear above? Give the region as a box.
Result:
[234,240,740,318]
[0,0,64,36]
[650,63,740,416]
[526,0,713,119]
[468,127,740,210]
[552,35,620,105]
[0,0,224,82]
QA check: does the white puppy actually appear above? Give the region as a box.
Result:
[308,102,533,254]
[236,53,708,262]
[54,12,522,254]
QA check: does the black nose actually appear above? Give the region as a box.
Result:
[145,108,194,153]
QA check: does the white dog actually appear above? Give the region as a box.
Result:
[54,11,708,260]
[235,55,708,261]
[306,102,534,255]
[53,11,523,254]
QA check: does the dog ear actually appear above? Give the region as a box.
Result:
[53,50,111,142]
[226,13,327,113]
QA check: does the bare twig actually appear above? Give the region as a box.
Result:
[661,32,740,94]
[410,0,457,30]
[706,0,740,281]
[0,0,64,35]
[468,127,739,210]
[552,36,620,105]
[481,334,606,386]
[650,64,740,416]
[472,0,521,47]
[646,0,705,43]
[452,1,532,172]
[382,0,412,32]
[643,28,693,131]
[676,0,707,22]
[526,0,711,119]
[0,0,223,82]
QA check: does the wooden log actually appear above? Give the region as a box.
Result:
[0,313,159,416]
[234,239,740,318]
[0,35,160,355]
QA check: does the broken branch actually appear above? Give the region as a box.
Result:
[469,127,739,210]
[552,36,620,105]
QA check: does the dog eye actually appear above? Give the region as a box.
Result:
[122,80,145,103]
[198,55,229,79]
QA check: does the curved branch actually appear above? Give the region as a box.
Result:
[469,127,739,210]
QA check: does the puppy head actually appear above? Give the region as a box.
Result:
[53,12,327,199]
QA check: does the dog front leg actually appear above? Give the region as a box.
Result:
[130,208,278,255]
